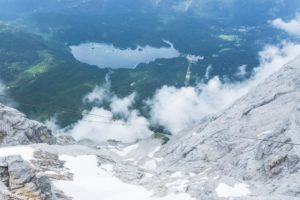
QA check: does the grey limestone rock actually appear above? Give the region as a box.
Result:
[0,155,54,200]
[0,105,56,146]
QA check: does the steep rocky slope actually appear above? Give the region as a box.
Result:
[151,56,300,199]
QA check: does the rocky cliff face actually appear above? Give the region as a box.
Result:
[0,56,300,200]
[0,105,56,146]
[150,56,300,199]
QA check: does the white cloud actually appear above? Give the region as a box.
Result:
[84,85,111,104]
[110,93,136,118]
[148,86,209,133]
[45,116,63,134]
[173,0,194,12]
[47,73,153,143]
[148,41,300,133]
[272,14,300,37]
[235,64,247,78]
[171,0,236,13]
[70,91,153,143]
[204,65,213,80]
[0,80,7,96]
[83,74,112,104]
[186,54,204,64]
[152,0,162,6]
[0,81,17,107]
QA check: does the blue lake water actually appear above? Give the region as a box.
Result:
[70,41,181,69]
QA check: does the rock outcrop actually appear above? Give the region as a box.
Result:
[0,155,53,200]
[0,104,56,146]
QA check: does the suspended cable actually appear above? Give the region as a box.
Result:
[221,133,300,146]
[0,94,112,119]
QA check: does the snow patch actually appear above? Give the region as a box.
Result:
[142,160,157,171]
[113,144,139,157]
[216,183,251,198]
[148,146,161,158]
[171,171,183,178]
[166,179,189,192]
[54,155,195,200]
[100,164,114,173]
[0,146,34,161]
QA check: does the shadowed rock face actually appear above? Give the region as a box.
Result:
[0,105,56,146]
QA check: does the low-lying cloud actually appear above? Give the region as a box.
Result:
[0,80,16,107]
[173,0,193,12]
[70,107,152,143]
[0,81,5,95]
[148,41,300,133]
[272,14,300,37]
[67,81,153,144]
